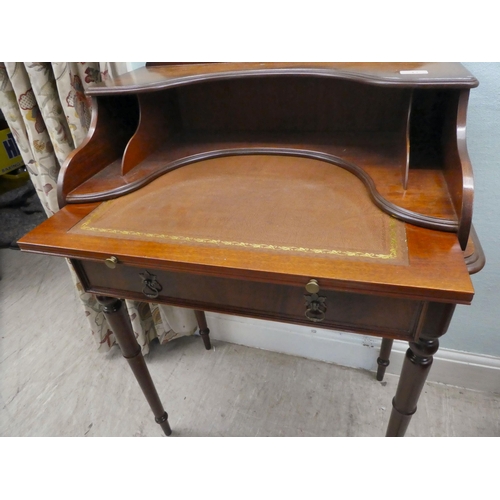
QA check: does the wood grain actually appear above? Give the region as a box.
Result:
[59,68,471,238]
[57,95,139,207]
[79,260,426,341]
[85,63,479,96]
[18,199,474,304]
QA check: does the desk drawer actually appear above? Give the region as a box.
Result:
[75,260,425,341]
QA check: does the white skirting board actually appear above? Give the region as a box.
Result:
[205,313,500,394]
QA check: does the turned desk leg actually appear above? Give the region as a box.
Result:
[376,338,393,381]
[97,296,172,436]
[385,336,438,437]
[195,310,212,350]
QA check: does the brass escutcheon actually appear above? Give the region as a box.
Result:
[105,256,118,269]
[304,292,327,323]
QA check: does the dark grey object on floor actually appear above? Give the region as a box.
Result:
[0,183,46,249]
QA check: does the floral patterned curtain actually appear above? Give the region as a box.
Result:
[0,62,197,353]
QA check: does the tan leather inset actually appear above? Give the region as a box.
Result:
[71,155,408,264]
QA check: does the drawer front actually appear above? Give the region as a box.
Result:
[75,260,424,340]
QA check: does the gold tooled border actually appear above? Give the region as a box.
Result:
[76,202,403,260]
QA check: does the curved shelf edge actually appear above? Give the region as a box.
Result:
[86,64,479,96]
[465,225,486,275]
[455,90,475,250]
[66,147,458,233]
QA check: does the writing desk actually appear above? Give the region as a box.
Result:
[18,63,484,436]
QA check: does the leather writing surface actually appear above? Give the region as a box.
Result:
[70,155,408,265]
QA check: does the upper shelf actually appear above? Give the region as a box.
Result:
[86,62,479,95]
[57,62,478,250]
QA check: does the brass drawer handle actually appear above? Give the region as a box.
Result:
[304,293,327,323]
[304,279,326,323]
[139,271,163,299]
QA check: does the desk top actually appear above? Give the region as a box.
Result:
[70,155,409,265]
[19,153,474,304]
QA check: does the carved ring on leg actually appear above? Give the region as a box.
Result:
[194,310,212,350]
[377,338,394,381]
[386,337,439,437]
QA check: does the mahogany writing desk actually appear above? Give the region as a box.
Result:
[18,63,485,436]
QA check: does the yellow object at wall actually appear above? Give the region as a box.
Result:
[0,127,24,175]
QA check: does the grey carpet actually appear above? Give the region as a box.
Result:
[0,182,46,249]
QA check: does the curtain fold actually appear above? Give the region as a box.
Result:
[0,62,197,353]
